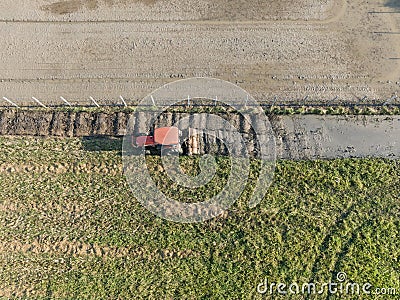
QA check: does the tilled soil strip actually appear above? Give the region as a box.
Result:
[0,110,398,159]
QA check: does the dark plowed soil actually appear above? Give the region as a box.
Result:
[0,109,398,159]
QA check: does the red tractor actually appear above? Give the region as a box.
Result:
[131,126,181,155]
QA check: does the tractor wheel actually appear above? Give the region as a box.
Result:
[161,148,179,156]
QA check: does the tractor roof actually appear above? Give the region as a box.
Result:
[154,127,179,145]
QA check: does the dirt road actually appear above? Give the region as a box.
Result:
[0,0,399,106]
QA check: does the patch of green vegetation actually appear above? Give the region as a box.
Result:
[0,137,398,299]
[0,136,122,164]
[1,104,399,115]
[267,105,400,115]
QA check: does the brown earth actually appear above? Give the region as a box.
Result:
[42,0,159,15]
[0,109,398,159]
[0,109,128,137]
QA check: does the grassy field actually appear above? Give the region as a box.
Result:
[0,136,398,299]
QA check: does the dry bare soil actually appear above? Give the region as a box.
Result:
[0,0,399,105]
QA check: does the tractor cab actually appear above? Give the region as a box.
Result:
[132,126,180,154]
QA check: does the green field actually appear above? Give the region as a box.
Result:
[0,136,398,299]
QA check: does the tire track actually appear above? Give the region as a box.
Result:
[307,179,400,299]
[0,237,200,260]
[0,162,123,175]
